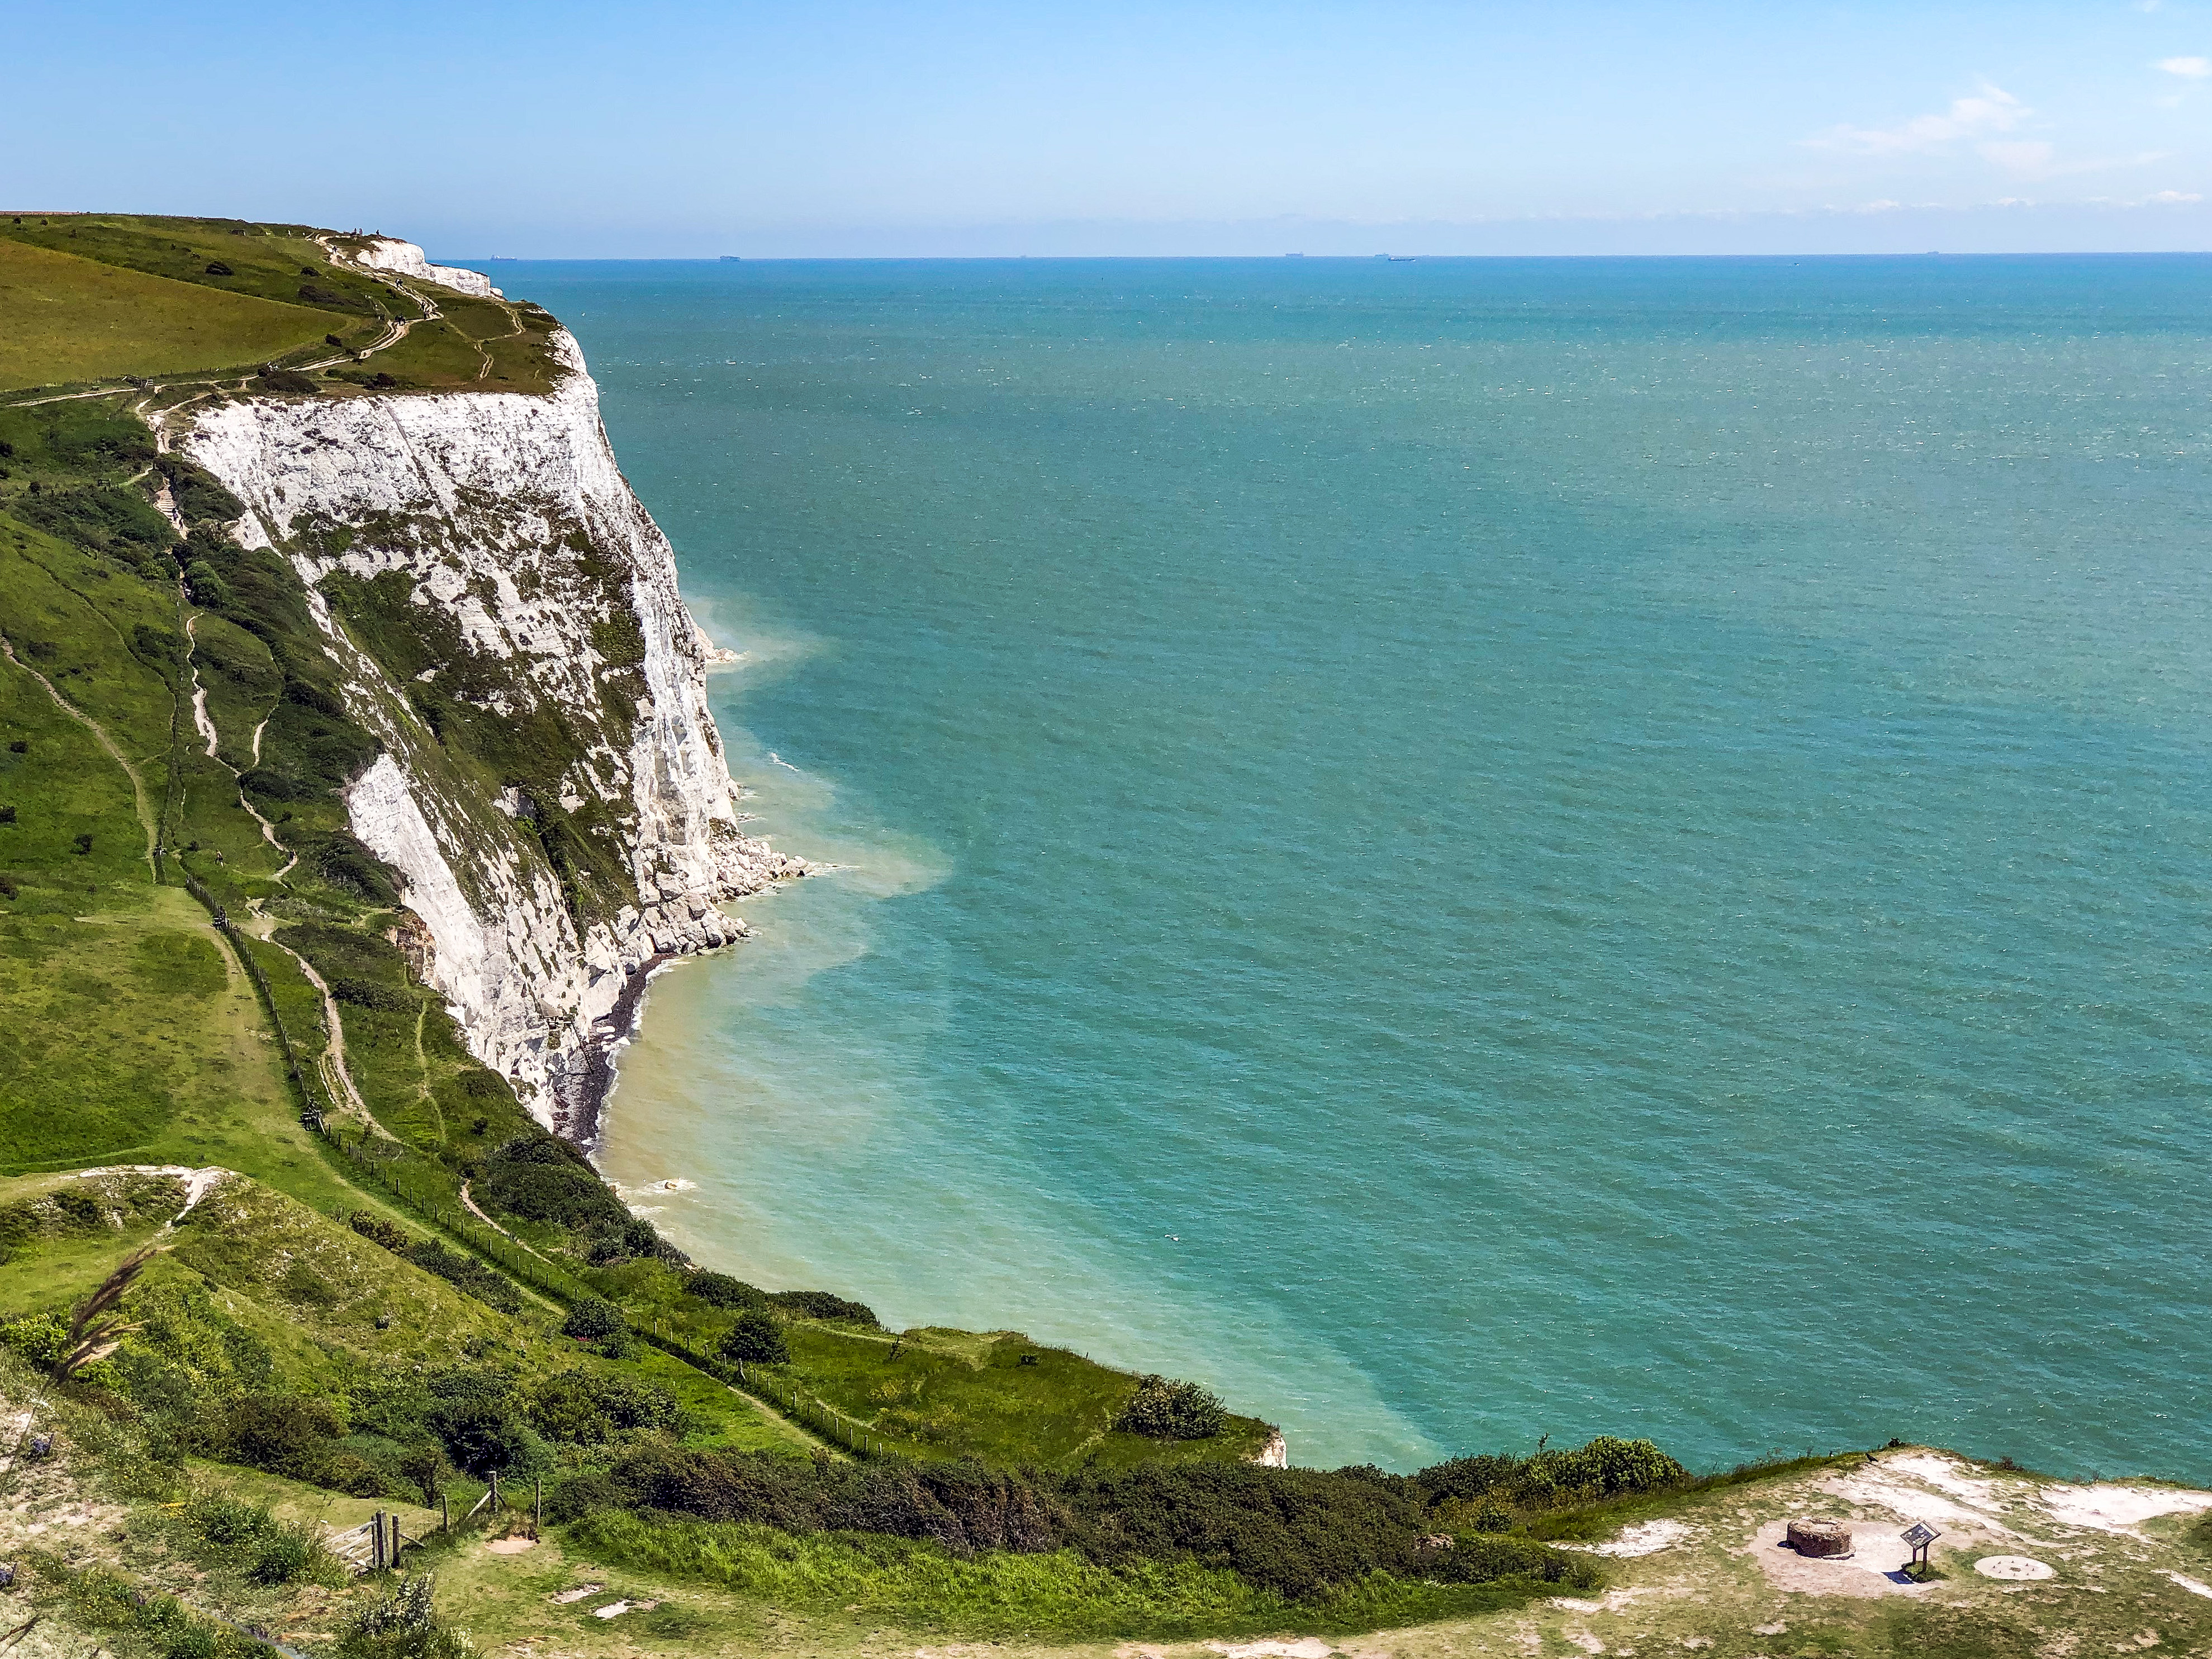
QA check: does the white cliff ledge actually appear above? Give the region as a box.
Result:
[345,235,504,299]
[183,330,800,1139]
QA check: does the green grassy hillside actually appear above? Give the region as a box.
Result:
[0,238,353,392]
[0,212,568,398]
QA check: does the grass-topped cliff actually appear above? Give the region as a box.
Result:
[2,213,2204,1659]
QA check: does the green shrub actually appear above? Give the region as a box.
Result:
[1114,1375,1225,1440]
[769,1289,879,1325]
[1412,1435,1687,1516]
[561,1297,625,1340]
[333,977,414,1012]
[348,1211,410,1252]
[719,1310,789,1366]
[0,1311,69,1369]
[600,1446,1599,1602]
[339,1573,472,1659]
[479,1132,629,1235]
[248,1521,344,1585]
[423,1371,547,1478]
[685,1271,767,1310]
[527,1369,680,1444]
[1526,1435,1684,1499]
[13,484,177,560]
[404,1239,520,1314]
[187,1491,276,1548]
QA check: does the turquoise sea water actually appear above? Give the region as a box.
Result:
[500,257,2212,1479]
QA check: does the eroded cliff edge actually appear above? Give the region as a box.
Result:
[182,321,800,1141]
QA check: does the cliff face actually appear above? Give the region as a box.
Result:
[343,235,505,298]
[182,333,799,1138]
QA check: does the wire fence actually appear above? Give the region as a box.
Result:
[175,865,330,1127]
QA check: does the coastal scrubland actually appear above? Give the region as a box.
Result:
[1,212,2201,1659]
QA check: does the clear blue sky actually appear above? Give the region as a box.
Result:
[11,0,2212,255]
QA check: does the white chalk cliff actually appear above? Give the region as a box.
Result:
[343,235,505,298]
[182,333,799,1135]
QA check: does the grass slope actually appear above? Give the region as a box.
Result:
[0,239,342,392]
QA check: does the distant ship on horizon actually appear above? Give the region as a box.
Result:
[720,255,742,262]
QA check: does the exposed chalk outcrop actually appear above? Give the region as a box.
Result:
[183,333,801,1138]
[344,236,504,299]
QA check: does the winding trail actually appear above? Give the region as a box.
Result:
[175,595,369,1127]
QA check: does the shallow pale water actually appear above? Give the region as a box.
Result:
[499,256,2212,1477]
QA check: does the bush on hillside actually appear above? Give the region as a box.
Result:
[183,559,235,610]
[1413,1434,1685,1516]
[338,1572,473,1659]
[1113,1374,1226,1440]
[684,1272,877,1325]
[685,1271,767,1310]
[195,1392,383,1492]
[253,364,318,394]
[561,1297,626,1341]
[348,1211,409,1252]
[479,1131,632,1238]
[602,1445,1598,1598]
[770,1288,880,1325]
[423,1370,549,1477]
[332,977,414,1012]
[718,1310,789,1366]
[405,1238,521,1314]
[154,456,243,526]
[526,1368,680,1444]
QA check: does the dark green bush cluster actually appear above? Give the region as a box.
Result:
[561,1297,626,1341]
[717,1309,789,1365]
[11,484,177,563]
[1114,1374,1226,1440]
[526,1367,682,1444]
[154,455,244,525]
[404,1238,520,1314]
[331,977,416,1012]
[192,1393,387,1495]
[251,365,319,395]
[480,1131,632,1236]
[685,1269,878,1326]
[347,1211,409,1251]
[772,1288,880,1324]
[595,1446,1601,1600]
[1411,1435,1687,1520]
[421,1368,552,1477]
[342,1210,518,1313]
[150,1338,684,1496]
